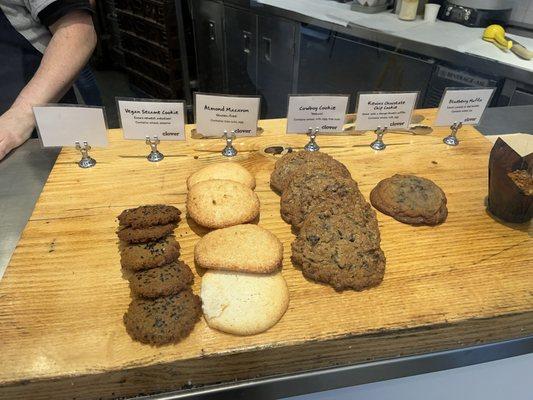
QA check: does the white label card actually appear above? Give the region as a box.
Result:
[33,106,108,147]
[286,95,349,134]
[195,94,260,137]
[435,88,495,126]
[117,99,185,141]
[355,92,418,131]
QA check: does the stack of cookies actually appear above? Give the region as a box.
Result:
[186,162,290,336]
[117,205,202,345]
[270,151,386,292]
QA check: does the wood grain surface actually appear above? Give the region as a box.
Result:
[1,109,531,399]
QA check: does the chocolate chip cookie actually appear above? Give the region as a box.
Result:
[129,261,194,299]
[281,171,365,230]
[117,223,177,243]
[270,151,351,194]
[291,205,385,291]
[123,290,202,345]
[118,205,181,229]
[370,174,448,225]
[121,236,180,271]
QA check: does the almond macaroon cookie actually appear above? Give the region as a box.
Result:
[195,224,283,273]
[200,270,289,336]
[187,162,256,190]
[187,179,260,229]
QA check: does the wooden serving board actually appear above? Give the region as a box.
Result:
[1,109,531,399]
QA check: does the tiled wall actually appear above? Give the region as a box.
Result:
[510,0,533,25]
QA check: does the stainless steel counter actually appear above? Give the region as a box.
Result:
[0,142,59,279]
[251,1,533,85]
[0,106,531,399]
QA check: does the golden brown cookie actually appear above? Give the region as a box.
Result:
[280,171,365,231]
[117,205,181,228]
[194,224,283,273]
[370,174,448,225]
[270,151,351,194]
[129,261,194,298]
[291,205,385,291]
[187,162,256,190]
[123,290,202,345]
[120,236,180,271]
[117,223,177,244]
[187,179,260,229]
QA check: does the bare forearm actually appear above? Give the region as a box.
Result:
[0,11,96,160]
[12,11,97,112]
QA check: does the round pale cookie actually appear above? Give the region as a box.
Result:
[370,174,448,225]
[195,224,283,273]
[187,162,256,190]
[117,205,181,228]
[187,179,260,229]
[129,261,194,298]
[120,236,180,271]
[123,290,202,345]
[201,271,289,336]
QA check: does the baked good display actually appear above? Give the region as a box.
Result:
[120,236,180,271]
[187,162,256,190]
[270,150,351,194]
[123,291,202,345]
[280,171,365,230]
[370,174,448,225]
[201,270,289,336]
[292,205,385,291]
[187,179,260,229]
[118,204,181,229]
[194,224,283,274]
[129,261,194,299]
[117,223,178,244]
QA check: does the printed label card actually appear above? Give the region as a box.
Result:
[355,92,418,131]
[195,93,260,137]
[435,88,495,126]
[33,105,108,147]
[117,98,186,140]
[286,95,349,134]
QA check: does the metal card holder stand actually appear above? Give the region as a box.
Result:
[370,126,387,151]
[221,130,237,157]
[75,141,96,168]
[304,127,320,152]
[443,121,462,146]
[145,136,164,162]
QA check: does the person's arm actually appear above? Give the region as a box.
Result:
[0,10,96,160]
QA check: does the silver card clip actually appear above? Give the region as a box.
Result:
[145,136,164,162]
[304,127,320,152]
[370,126,387,151]
[221,130,237,157]
[443,121,462,146]
[75,141,96,168]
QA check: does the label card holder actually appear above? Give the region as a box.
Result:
[286,94,350,134]
[116,97,186,141]
[355,91,419,132]
[194,93,261,137]
[434,87,495,127]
